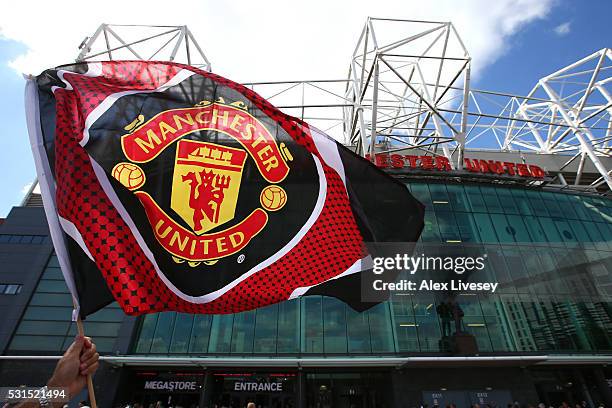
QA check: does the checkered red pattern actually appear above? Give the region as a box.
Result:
[51,61,366,315]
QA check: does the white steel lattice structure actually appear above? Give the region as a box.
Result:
[499,49,612,189]
[76,24,211,70]
[76,20,612,193]
[344,18,471,169]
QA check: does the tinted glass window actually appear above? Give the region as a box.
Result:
[490,214,514,244]
[302,297,323,353]
[170,314,195,354]
[208,314,234,353]
[480,186,503,213]
[16,321,70,336]
[368,303,394,352]
[541,192,563,218]
[189,315,212,353]
[421,212,441,242]
[526,190,549,216]
[346,307,371,353]
[465,185,487,212]
[555,194,579,220]
[473,213,498,243]
[135,314,158,354]
[446,184,471,212]
[539,217,563,244]
[454,212,480,242]
[506,215,532,243]
[4,284,21,294]
[149,312,176,353]
[277,299,299,353]
[254,304,278,353]
[496,188,519,214]
[323,297,347,353]
[524,216,548,243]
[436,212,461,242]
[231,311,255,354]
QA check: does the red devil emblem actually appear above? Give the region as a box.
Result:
[182,170,231,229]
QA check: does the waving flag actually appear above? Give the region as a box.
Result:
[25,61,424,317]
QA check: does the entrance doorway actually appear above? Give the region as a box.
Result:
[304,372,391,408]
[208,372,296,408]
[212,392,294,408]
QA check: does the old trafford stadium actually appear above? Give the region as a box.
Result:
[0,19,611,408]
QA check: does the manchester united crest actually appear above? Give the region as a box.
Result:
[110,99,301,267]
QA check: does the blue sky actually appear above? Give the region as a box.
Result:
[0,38,31,216]
[477,0,612,94]
[0,0,610,217]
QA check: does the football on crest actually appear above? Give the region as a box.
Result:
[260,185,287,211]
[112,162,146,190]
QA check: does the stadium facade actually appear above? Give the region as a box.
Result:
[1,148,611,407]
[1,19,612,408]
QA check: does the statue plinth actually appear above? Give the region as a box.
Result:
[451,332,478,354]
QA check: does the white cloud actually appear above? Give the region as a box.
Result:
[554,21,571,36]
[20,182,33,195]
[1,0,554,82]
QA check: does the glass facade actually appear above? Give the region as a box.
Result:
[8,254,125,354]
[0,234,51,244]
[132,183,612,356]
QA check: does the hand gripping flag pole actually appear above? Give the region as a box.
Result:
[25,76,98,408]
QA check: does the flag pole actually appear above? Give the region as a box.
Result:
[72,299,98,408]
[25,78,98,408]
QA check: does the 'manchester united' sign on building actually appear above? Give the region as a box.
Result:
[367,154,546,179]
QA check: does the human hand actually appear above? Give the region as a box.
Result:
[47,336,99,399]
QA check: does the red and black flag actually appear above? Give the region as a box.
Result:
[25,61,424,317]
